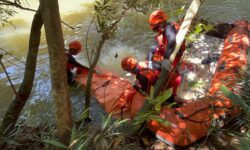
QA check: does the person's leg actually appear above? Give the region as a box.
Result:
[167,72,182,96]
[166,72,192,104]
[67,70,74,85]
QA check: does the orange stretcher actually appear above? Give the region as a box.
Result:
[75,20,250,147]
[148,20,249,147]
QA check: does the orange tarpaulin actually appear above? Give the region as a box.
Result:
[76,67,145,118]
[75,20,249,147]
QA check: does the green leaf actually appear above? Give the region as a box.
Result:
[103,0,109,6]
[132,112,153,126]
[77,142,86,150]
[150,86,155,99]
[148,88,172,112]
[70,126,77,142]
[154,103,161,112]
[239,138,250,150]
[220,85,244,105]
[155,88,173,106]
[246,130,250,138]
[180,5,185,11]
[186,32,198,42]
[219,85,250,117]
[94,134,101,144]
[148,115,170,127]
[102,113,112,130]
[78,108,89,121]
[114,119,129,128]
[42,139,68,149]
[204,24,214,32]
[194,23,204,34]
[94,0,101,6]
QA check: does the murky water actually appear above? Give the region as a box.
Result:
[0,0,250,126]
[199,0,250,23]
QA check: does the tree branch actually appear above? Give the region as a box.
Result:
[85,16,95,65]
[0,0,77,30]
[0,0,36,12]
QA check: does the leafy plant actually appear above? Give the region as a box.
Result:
[169,5,186,21]
[220,85,250,117]
[66,108,129,150]
[0,7,16,26]
[219,85,250,147]
[42,139,68,149]
[186,23,214,42]
[131,87,173,130]
[92,113,128,150]
[94,0,118,33]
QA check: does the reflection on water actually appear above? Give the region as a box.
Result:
[199,0,250,23]
[0,0,250,125]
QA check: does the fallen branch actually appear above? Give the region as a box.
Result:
[0,48,25,65]
[0,0,36,12]
[0,55,19,99]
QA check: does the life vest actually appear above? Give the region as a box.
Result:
[153,22,186,67]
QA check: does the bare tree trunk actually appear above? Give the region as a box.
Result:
[40,0,72,145]
[0,6,43,136]
[84,9,126,117]
[84,34,106,115]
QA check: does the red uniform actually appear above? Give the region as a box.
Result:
[133,61,161,93]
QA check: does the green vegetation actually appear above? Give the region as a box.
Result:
[1,0,250,149]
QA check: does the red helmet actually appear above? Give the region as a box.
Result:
[121,57,137,72]
[69,40,83,54]
[149,10,168,29]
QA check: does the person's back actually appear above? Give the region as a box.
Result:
[66,40,87,84]
[121,57,160,94]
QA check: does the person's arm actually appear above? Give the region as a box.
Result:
[146,45,157,61]
[164,24,177,59]
[146,45,158,69]
[133,70,148,94]
[68,55,89,70]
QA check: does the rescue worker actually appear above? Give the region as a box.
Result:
[66,40,88,84]
[147,9,185,67]
[121,56,189,104]
[147,9,186,102]
[121,56,161,94]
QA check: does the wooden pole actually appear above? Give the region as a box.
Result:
[170,0,201,63]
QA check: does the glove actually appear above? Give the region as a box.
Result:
[148,61,153,69]
[162,59,173,71]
